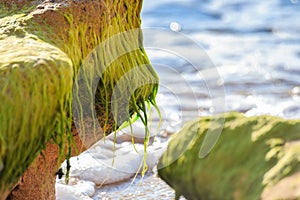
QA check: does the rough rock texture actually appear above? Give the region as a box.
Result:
[0,15,74,199]
[1,0,157,199]
[7,128,85,200]
[158,112,300,200]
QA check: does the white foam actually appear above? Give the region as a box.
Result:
[56,128,166,200]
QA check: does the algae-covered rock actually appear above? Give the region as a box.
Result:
[158,113,300,200]
[1,0,159,199]
[0,24,73,198]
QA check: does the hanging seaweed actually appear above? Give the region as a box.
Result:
[0,0,160,198]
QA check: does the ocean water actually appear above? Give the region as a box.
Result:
[142,0,300,121]
[57,0,300,199]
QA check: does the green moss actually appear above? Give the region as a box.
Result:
[0,33,73,193]
[0,3,34,19]
[158,113,300,200]
[0,0,160,195]
[59,9,159,175]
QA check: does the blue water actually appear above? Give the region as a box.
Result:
[142,0,300,122]
[96,0,300,199]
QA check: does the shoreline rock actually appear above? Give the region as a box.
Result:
[1,0,158,199]
[158,112,300,200]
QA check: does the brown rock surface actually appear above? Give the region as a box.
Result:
[8,128,85,200]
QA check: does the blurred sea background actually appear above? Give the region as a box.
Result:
[60,0,300,199]
[142,0,300,121]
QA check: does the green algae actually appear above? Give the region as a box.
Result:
[0,0,160,196]
[59,4,160,176]
[158,113,300,200]
[0,33,73,194]
[0,3,34,19]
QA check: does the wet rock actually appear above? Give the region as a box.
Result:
[1,0,157,199]
[158,112,300,200]
[0,14,73,199]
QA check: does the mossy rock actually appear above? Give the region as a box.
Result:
[158,112,300,200]
[1,0,159,198]
[0,24,73,196]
